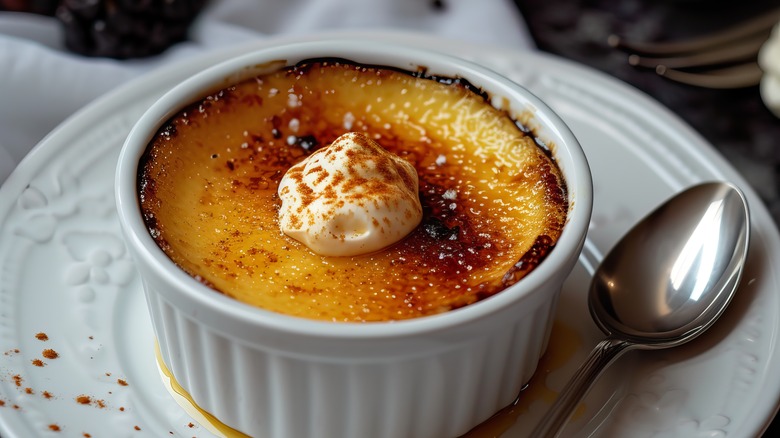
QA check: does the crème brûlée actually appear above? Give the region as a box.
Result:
[138,59,568,322]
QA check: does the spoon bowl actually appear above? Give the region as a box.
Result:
[532,181,750,437]
[591,182,750,345]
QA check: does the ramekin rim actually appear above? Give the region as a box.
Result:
[115,38,593,339]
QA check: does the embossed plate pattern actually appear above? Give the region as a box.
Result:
[1,32,779,437]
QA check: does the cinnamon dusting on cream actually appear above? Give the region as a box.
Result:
[278,132,422,256]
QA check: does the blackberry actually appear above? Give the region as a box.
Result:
[56,0,208,59]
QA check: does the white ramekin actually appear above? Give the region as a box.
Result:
[115,39,593,438]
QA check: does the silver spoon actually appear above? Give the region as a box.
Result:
[532,181,750,437]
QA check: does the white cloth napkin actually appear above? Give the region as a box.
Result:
[0,0,533,185]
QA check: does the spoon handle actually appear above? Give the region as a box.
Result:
[531,336,634,438]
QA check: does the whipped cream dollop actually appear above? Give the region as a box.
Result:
[278,132,423,257]
[759,22,780,117]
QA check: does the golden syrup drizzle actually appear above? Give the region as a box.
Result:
[461,321,584,437]
[155,343,250,438]
[155,320,582,438]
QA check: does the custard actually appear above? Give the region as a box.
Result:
[138,60,567,322]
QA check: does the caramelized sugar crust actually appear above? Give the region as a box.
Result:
[138,60,568,322]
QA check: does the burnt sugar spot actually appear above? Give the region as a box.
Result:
[270,115,283,139]
[157,122,178,140]
[423,217,460,241]
[241,93,263,107]
[501,235,556,288]
[294,135,318,151]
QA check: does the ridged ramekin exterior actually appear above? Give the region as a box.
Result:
[117,39,593,438]
[142,271,560,438]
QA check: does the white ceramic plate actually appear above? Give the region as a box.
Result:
[1,32,778,438]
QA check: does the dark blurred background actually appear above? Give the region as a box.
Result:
[513,0,780,228]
